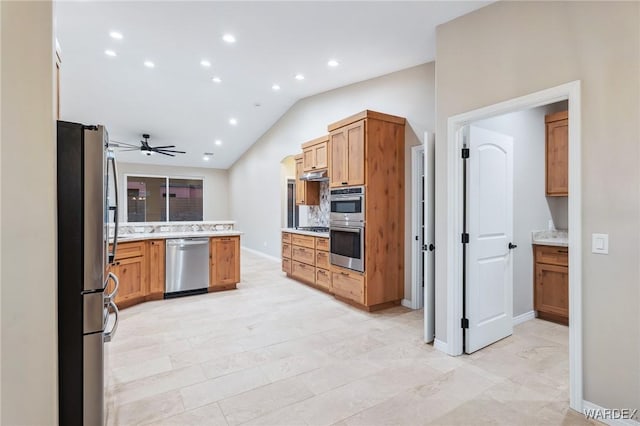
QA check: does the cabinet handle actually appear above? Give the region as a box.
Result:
[220,238,231,241]
[341,182,348,185]
[299,264,306,269]
[557,249,568,254]
[341,272,349,276]
[312,166,316,169]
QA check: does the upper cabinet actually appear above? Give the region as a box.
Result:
[545,111,568,196]
[295,154,320,205]
[302,135,329,172]
[329,120,365,187]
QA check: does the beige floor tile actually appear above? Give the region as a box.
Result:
[179,366,271,410]
[107,390,185,426]
[149,402,229,426]
[218,376,315,425]
[110,355,173,386]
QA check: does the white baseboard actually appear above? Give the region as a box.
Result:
[401,299,412,309]
[582,400,640,426]
[434,338,448,353]
[513,310,535,326]
[241,246,280,263]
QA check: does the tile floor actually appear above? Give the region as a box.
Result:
[105,250,594,425]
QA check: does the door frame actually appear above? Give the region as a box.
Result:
[409,144,425,310]
[443,81,582,411]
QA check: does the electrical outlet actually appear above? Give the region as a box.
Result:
[134,227,144,233]
[160,226,169,232]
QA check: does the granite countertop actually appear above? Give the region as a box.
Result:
[117,230,243,242]
[531,230,568,247]
[282,228,330,239]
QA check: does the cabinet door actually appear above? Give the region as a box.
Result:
[211,236,240,287]
[346,120,365,185]
[295,157,306,205]
[302,147,315,172]
[535,263,568,319]
[546,116,568,196]
[314,141,328,170]
[330,129,348,187]
[112,256,147,304]
[148,240,165,297]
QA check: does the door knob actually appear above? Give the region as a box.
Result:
[508,242,518,250]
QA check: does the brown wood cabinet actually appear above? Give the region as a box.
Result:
[329,120,365,187]
[331,266,365,305]
[534,244,569,325]
[110,242,148,309]
[210,236,241,290]
[302,136,329,172]
[282,232,331,294]
[545,111,568,196]
[295,154,320,205]
[148,239,165,300]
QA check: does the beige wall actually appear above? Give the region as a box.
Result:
[229,63,435,300]
[117,162,230,222]
[435,1,639,409]
[1,1,58,423]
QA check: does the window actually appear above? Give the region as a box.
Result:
[126,175,203,222]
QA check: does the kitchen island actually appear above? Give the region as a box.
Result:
[108,221,242,309]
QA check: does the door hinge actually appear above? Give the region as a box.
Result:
[423,243,435,251]
[461,148,470,159]
[461,233,469,244]
[461,318,469,329]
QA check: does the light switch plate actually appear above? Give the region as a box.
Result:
[592,233,609,254]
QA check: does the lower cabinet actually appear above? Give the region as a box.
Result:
[331,267,365,305]
[148,239,165,300]
[534,245,569,325]
[110,251,147,308]
[291,260,315,283]
[282,232,332,293]
[210,236,241,290]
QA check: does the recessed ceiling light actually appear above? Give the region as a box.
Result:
[229,118,237,125]
[222,34,236,43]
[109,31,123,40]
[104,49,117,57]
[200,59,211,68]
[272,84,280,91]
[215,140,222,146]
[212,76,222,83]
[144,60,155,68]
[295,74,305,81]
[328,59,339,67]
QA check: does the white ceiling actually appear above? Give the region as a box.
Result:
[55,1,489,169]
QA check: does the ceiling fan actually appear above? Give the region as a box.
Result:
[110,133,186,157]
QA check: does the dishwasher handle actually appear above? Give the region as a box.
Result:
[166,238,209,247]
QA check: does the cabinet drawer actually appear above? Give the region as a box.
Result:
[316,250,330,269]
[114,241,145,260]
[291,261,315,283]
[282,232,291,243]
[292,245,315,266]
[316,237,329,252]
[535,245,568,266]
[331,269,364,304]
[315,268,331,291]
[282,242,292,259]
[282,258,291,274]
[291,234,315,249]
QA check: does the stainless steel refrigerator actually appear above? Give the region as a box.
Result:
[57,121,120,425]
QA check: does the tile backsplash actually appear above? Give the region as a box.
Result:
[112,221,235,237]
[307,182,329,226]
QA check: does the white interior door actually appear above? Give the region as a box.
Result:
[423,133,435,342]
[465,125,514,353]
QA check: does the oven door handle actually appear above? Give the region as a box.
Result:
[330,226,362,233]
[332,197,362,202]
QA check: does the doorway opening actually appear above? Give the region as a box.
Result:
[444,81,582,411]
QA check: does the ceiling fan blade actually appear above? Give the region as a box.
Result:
[155,149,186,154]
[156,151,175,157]
[109,140,139,148]
[152,145,176,149]
[118,148,142,152]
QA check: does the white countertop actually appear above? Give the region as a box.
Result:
[117,230,243,242]
[531,230,568,247]
[282,228,330,239]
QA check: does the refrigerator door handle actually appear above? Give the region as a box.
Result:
[103,300,119,343]
[104,272,119,303]
[107,151,119,264]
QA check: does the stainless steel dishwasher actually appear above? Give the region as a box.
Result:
[165,238,210,298]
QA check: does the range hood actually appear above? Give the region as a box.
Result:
[299,169,329,181]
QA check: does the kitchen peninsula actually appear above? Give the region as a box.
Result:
[108,221,242,309]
